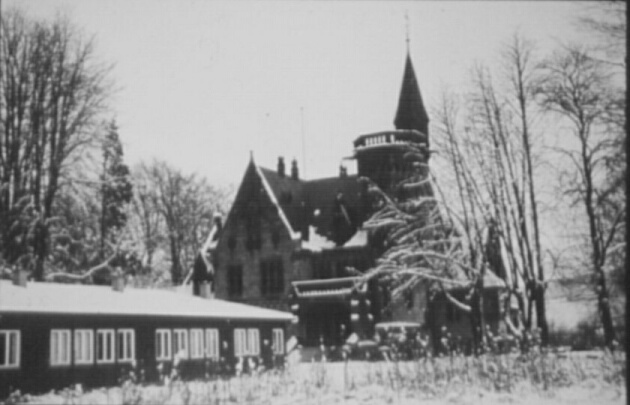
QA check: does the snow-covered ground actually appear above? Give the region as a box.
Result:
[15,353,627,405]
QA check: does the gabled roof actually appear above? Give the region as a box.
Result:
[394,53,429,136]
[0,280,292,321]
[213,157,302,252]
[255,164,301,240]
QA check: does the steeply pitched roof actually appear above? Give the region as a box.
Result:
[394,53,429,136]
[0,280,293,321]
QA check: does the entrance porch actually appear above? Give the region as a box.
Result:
[290,277,373,347]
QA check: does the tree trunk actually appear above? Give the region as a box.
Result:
[533,282,549,345]
[469,277,486,356]
[596,266,616,347]
[32,220,48,281]
[170,237,182,285]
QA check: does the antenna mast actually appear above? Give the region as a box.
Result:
[405,11,410,51]
[301,106,306,179]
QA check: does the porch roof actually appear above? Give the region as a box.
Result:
[291,276,366,299]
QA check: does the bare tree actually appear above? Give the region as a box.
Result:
[579,0,626,68]
[128,164,164,274]
[0,9,113,280]
[536,46,624,347]
[430,34,552,346]
[359,131,496,354]
[501,33,549,344]
[361,35,555,352]
[132,160,231,285]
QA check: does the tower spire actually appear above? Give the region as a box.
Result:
[393,51,429,135]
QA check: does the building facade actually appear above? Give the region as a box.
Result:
[0,278,291,398]
[201,51,505,347]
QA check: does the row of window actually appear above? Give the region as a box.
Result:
[50,329,135,366]
[227,257,284,298]
[157,328,284,359]
[0,327,285,370]
[155,328,220,361]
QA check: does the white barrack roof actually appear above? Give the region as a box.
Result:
[0,280,292,321]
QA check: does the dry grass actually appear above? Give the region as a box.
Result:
[9,349,626,405]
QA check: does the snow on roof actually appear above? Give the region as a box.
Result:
[300,227,368,252]
[203,224,220,251]
[0,280,292,321]
[299,287,353,298]
[375,321,421,329]
[255,164,301,241]
[300,226,336,251]
[343,228,368,248]
[292,277,365,299]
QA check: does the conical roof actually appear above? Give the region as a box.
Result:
[394,53,429,135]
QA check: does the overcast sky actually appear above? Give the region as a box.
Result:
[5,1,593,187]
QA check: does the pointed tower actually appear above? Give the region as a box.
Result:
[352,51,430,200]
[394,53,429,136]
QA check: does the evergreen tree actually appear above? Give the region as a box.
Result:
[100,121,133,257]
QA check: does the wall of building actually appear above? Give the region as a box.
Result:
[291,254,313,281]
[0,312,288,398]
[214,204,299,312]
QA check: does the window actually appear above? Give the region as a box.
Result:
[74,330,94,365]
[206,329,220,359]
[272,328,284,355]
[234,328,260,356]
[260,257,284,296]
[190,329,204,359]
[173,329,189,360]
[50,329,71,366]
[234,328,247,357]
[117,329,135,362]
[0,330,20,368]
[247,329,260,356]
[228,264,243,297]
[156,329,172,361]
[96,330,115,364]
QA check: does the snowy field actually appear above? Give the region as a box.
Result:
[11,351,626,405]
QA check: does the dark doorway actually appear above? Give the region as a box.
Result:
[302,302,350,346]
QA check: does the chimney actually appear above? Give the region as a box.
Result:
[277,157,285,177]
[291,159,299,180]
[339,165,348,178]
[112,269,125,292]
[199,281,214,299]
[213,213,223,237]
[12,269,28,287]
